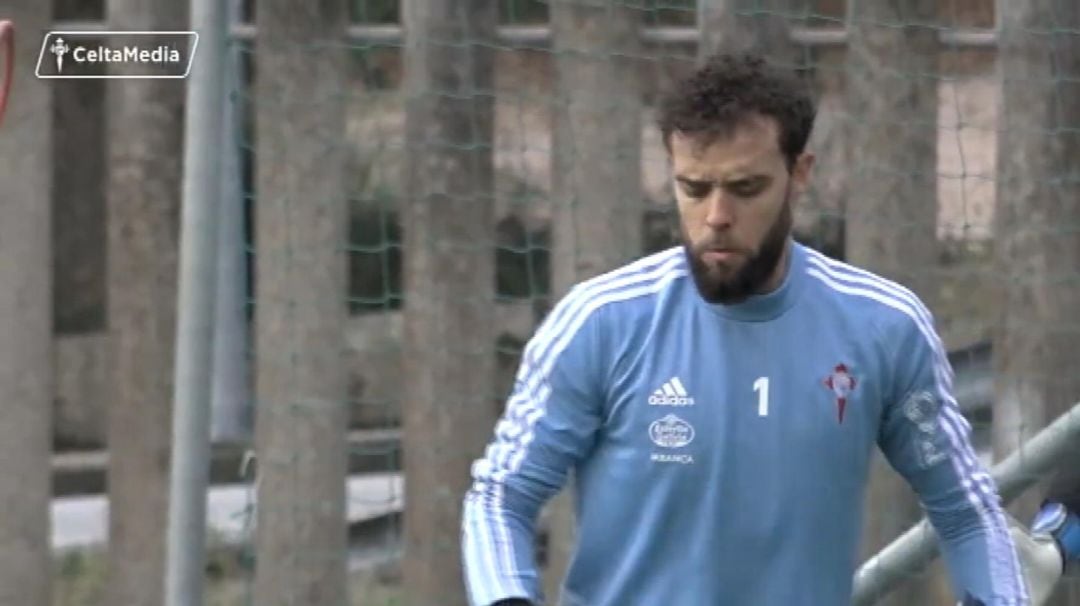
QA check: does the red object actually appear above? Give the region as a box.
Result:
[0,20,13,128]
[824,363,857,423]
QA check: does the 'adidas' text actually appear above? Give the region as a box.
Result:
[648,376,695,406]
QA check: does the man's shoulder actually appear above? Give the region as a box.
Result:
[528,247,687,362]
[556,246,688,319]
[800,246,932,335]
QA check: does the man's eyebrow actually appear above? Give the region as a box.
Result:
[673,173,717,187]
[720,174,772,187]
[674,175,712,186]
[674,174,773,190]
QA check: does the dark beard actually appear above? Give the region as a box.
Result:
[683,200,792,305]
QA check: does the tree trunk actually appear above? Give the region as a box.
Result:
[252,2,350,605]
[799,44,847,260]
[697,0,801,67]
[845,1,950,604]
[993,1,1080,604]
[544,1,643,600]
[53,76,107,336]
[0,3,53,605]
[104,2,188,604]
[400,0,497,603]
[52,1,108,339]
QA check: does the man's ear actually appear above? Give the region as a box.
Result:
[791,152,815,196]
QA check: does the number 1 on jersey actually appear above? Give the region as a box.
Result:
[753,376,769,417]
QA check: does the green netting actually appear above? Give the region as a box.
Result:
[213,1,1080,605]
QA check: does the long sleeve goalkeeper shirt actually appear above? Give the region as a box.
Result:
[462,240,1028,606]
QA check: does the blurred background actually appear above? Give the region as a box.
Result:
[1,0,1078,605]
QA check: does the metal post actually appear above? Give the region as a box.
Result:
[852,401,1080,605]
[210,0,250,443]
[164,0,226,603]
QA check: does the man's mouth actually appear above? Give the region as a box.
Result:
[701,247,741,264]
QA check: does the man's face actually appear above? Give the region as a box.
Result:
[669,115,813,304]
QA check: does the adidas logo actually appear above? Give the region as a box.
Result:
[648,376,695,406]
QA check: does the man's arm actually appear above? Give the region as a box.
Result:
[877,308,1029,605]
[461,288,606,606]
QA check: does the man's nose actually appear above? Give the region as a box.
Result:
[704,193,734,230]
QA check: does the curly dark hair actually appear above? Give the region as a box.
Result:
[657,52,816,170]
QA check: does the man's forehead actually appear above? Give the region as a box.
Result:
[670,140,781,180]
[669,117,783,178]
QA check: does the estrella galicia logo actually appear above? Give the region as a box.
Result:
[648,414,695,448]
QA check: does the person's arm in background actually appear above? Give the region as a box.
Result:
[877,306,1030,605]
[461,288,606,606]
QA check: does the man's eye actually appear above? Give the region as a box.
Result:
[729,182,765,198]
[683,185,710,198]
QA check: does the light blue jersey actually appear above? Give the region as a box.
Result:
[462,241,1028,606]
